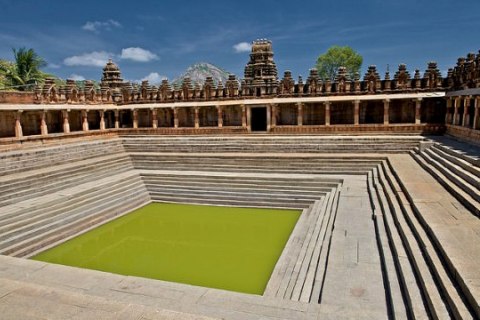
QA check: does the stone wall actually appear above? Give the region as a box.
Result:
[0,92,35,104]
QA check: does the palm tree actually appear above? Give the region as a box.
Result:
[0,48,48,90]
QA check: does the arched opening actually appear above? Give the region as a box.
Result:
[0,111,16,138]
[178,107,195,127]
[389,100,415,124]
[360,101,383,124]
[222,105,242,126]
[199,106,218,127]
[277,103,298,126]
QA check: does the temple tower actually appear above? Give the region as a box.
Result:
[243,39,278,97]
[101,59,124,89]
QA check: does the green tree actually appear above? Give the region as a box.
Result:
[315,45,363,81]
[0,47,49,90]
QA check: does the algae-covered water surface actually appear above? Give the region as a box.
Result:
[32,203,300,294]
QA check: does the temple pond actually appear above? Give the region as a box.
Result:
[32,202,300,295]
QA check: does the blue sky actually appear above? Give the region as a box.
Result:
[1,0,479,84]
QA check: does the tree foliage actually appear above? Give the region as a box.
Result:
[0,47,49,90]
[315,45,363,81]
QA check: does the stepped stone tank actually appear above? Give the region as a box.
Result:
[0,40,479,319]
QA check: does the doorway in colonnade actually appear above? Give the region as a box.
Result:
[251,106,267,132]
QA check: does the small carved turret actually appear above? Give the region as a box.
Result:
[101,59,124,89]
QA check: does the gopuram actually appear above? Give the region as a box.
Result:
[0,40,479,320]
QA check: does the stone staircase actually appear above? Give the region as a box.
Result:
[0,138,150,258]
[368,160,476,319]
[121,135,424,154]
[410,140,480,217]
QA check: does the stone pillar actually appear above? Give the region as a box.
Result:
[383,99,390,125]
[463,97,470,127]
[114,110,120,129]
[473,98,480,130]
[445,98,453,124]
[324,102,330,126]
[152,108,158,129]
[297,102,303,126]
[40,110,48,136]
[173,107,179,128]
[132,109,138,129]
[354,100,360,125]
[241,104,247,128]
[415,98,422,125]
[271,104,277,128]
[99,110,106,130]
[62,110,70,133]
[15,110,23,138]
[266,104,271,132]
[246,106,251,132]
[82,110,89,131]
[194,107,199,129]
[217,105,223,128]
[453,97,460,125]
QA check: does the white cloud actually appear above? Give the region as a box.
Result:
[68,74,86,81]
[233,42,252,53]
[135,72,167,85]
[47,63,61,69]
[82,19,122,33]
[120,47,158,62]
[64,51,113,67]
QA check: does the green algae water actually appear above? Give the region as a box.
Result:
[32,203,300,295]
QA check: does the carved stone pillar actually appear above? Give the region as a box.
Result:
[114,110,120,129]
[473,98,479,130]
[15,110,23,138]
[445,98,453,124]
[453,97,460,125]
[62,110,70,133]
[40,110,48,136]
[194,107,199,129]
[217,105,223,128]
[297,102,303,126]
[173,107,179,128]
[99,110,106,130]
[463,97,470,127]
[132,109,138,129]
[415,98,422,125]
[324,102,330,126]
[241,105,247,128]
[271,104,277,128]
[353,100,360,125]
[246,106,251,132]
[82,110,89,131]
[152,108,158,129]
[383,99,390,125]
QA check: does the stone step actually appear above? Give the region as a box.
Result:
[0,163,133,207]
[275,196,330,299]
[373,165,435,319]
[144,184,328,198]
[367,169,407,319]
[0,157,132,198]
[297,186,340,304]
[410,150,480,217]
[150,196,307,209]
[0,171,143,221]
[0,177,145,237]
[137,164,368,175]
[0,153,132,190]
[425,148,480,190]
[263,199,323,298]
[147,189,315,206]
[380,161,473,319]
[433,143,480,168]
[431,144,480,177]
